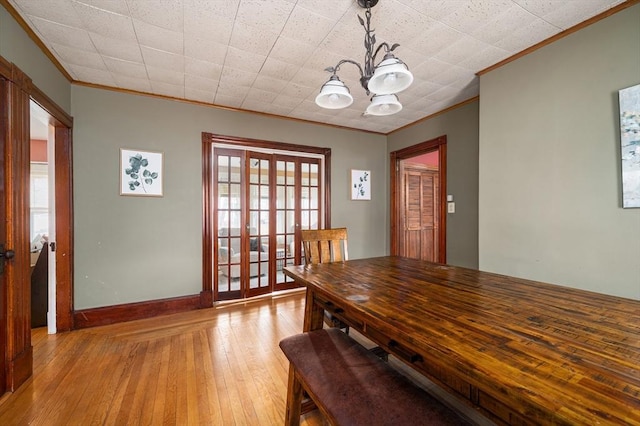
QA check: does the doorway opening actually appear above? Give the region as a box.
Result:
[390,136,447,263]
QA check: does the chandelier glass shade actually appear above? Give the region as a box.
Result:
[315,0,413,116]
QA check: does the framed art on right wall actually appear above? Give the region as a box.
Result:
[619,83,640,208]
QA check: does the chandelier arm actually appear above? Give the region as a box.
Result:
[371,42,391,65]
[331,59,365,78]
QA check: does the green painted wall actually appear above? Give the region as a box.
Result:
[479,4,640,299]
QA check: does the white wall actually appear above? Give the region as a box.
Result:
[479,5,640,300]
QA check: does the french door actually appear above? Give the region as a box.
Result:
[212,147,322,301]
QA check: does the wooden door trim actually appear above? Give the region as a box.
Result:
[0,55,74,333]
[390,136,447,263]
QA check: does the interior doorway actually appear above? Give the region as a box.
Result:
[29,101,56,333]
[390,136,447,263]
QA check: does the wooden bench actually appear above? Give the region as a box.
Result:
[279,328,472,425]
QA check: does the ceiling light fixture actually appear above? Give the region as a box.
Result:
[315,0,413,116]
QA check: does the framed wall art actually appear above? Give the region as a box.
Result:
[619,84,640,208]
[120,148,164,197]
[351,169,371,200]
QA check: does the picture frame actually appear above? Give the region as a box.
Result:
[351,169,371,200]
[619,84,640,208]
[120,148,164,197]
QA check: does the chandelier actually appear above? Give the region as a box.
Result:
[315,0,413,116]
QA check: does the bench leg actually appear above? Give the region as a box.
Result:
[284,364,302,426]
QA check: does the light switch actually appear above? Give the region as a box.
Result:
[447,195,453,202]
[447,202,455,213]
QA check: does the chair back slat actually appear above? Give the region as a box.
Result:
[301,228,348,264]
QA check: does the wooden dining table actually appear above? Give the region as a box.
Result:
[283,256,640,425]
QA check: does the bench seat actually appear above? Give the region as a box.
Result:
[279,328,472,425]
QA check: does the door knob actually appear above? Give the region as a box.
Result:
[0,244,15,275]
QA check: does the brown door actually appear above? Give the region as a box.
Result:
[400,163,439,261]
[0,65,33,393]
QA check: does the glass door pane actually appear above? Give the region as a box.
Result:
[246,154,271,297]
[275,158,296,286]
[214,149,243,300]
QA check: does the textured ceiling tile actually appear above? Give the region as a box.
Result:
[141,46,184,72]
[71,0,137,41]
[259,58,300,81]
[216,84,250,99]
[229,21,279,56]
[184,34,228,65]
[219,67,258,88]
[127,0,184,32]
[236,0,294,33]
[372,1,428,43]
[11,0,83,27]
[404,20,463,58]
[224,47,267,74]
[458,45,511,72]
[214,93,244,108]
[185,73,217,93]
[185,57,223,81]
[103,56,147,79]
[253,75,288,93]
[68,63,116,86]
[269,37,316,67]
[151,81,184,98]
[295,0,353,20]
[112,74,152,92]
[411,58,452,81]
[440,0,513,34]
[183,1,235,42]
[50,43,105,69]
[471,4,538,45]
[133,19,183,55]
[90,33,144,62]
[400,0,472,21]
[280,6,335,46]
[493,17,559,52]
[427,85,463,102]
[185,87,215,104]
[273,94,303,109]
[244,87,278,104]
[26,16,95,51]
[146,65,184,86]
[73,0,129,15]
[433,35,492,66]
[280,82,316,100]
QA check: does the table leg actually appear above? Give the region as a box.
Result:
[303,288,325,332]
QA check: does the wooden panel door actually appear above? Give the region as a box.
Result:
[400,163,439,262]
[0,64,33,393]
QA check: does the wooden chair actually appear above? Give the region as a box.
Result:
[301,228,388,361]
[301,228,349,332]
[300,227,348,265]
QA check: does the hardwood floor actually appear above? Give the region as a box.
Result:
[0,290,329,425]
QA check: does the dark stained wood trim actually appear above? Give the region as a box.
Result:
[390,136,447,264]
[53,125,74,331]
[73,294,202,329]
[477,0,640,76]
[200,137,213,307]
[0,55,11,79]
[0,0,73,82]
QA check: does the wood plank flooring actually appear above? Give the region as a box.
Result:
[0,290,329,425]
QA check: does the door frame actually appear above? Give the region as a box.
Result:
[0,56,73,392]
[202,133,331,304]
[390,136,447,262]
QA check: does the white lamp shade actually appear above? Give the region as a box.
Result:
[365,94,402,116]
[367,54,413,95]
[315,76,353,109]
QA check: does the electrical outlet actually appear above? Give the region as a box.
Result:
[447,202,455,213]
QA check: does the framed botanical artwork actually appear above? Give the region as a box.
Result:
[619,84,640,208]
[120,148,164,197]
[351,169,371,200]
